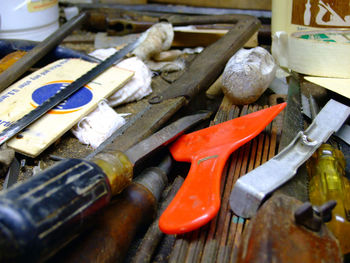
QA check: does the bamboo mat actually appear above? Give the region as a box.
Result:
[167,95,285,263]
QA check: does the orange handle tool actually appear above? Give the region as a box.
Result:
[159,103,286,234]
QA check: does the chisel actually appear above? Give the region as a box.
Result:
[0,111,210,263]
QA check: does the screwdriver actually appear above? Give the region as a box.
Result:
[0,112,210,263]
[307,143,350,254]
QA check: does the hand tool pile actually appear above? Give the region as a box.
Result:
[0,2,350,263]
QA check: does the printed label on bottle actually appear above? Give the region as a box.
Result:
[296,31,350,43]
[27,0,58,12]
[292,0,350,28]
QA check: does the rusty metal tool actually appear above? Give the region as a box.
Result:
[72,3,271,19]
[230,99,350,218]
[0,12,88,93]
[85,11,261,37]
[0,14,260,261]
[235,193,342,263]
[49,155,172,263]
[131,176,184,263]
[0,112,209,263]
[275,75,309,202]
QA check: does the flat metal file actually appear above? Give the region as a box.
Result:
[230,99,350,218]
[276,75,307,202]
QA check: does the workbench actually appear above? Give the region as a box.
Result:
[0,3,349,263]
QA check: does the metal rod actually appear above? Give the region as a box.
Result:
[0,12,87,93]
[73,3,271,19]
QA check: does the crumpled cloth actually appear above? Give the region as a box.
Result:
[89,48,153,107]
[71,100,127,149]
[72,49,153,148]
[109,56,152,107]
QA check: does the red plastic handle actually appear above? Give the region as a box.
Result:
[159,103,286,234]
[159,150,230,234]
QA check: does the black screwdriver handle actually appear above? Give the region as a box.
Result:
[0,158,112,263]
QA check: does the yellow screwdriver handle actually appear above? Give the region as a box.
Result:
[307,143,350,254]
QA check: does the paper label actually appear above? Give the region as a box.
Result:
[27,0,58,12]
[296,31,350,43]
[291,0,350,28]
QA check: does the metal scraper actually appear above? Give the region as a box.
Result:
[230,99,350,218]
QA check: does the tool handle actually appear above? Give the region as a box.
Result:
[0,158,112,263]
[50,162,169,263]
[159,152,229,234]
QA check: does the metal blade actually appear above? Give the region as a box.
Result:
[276,75,309,202]
[3,157,20,190]
[125,111,212,166]
[278,75,304,151]
[85,105,151,161]
[0,36,143,146]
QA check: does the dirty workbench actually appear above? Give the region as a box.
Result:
[1,6,350,263]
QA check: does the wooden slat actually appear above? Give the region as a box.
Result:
[173,30,258,48]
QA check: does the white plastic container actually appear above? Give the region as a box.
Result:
[271,0,350,78]
[0,0,59,41]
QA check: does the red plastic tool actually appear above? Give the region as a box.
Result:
[159,103,286,234]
